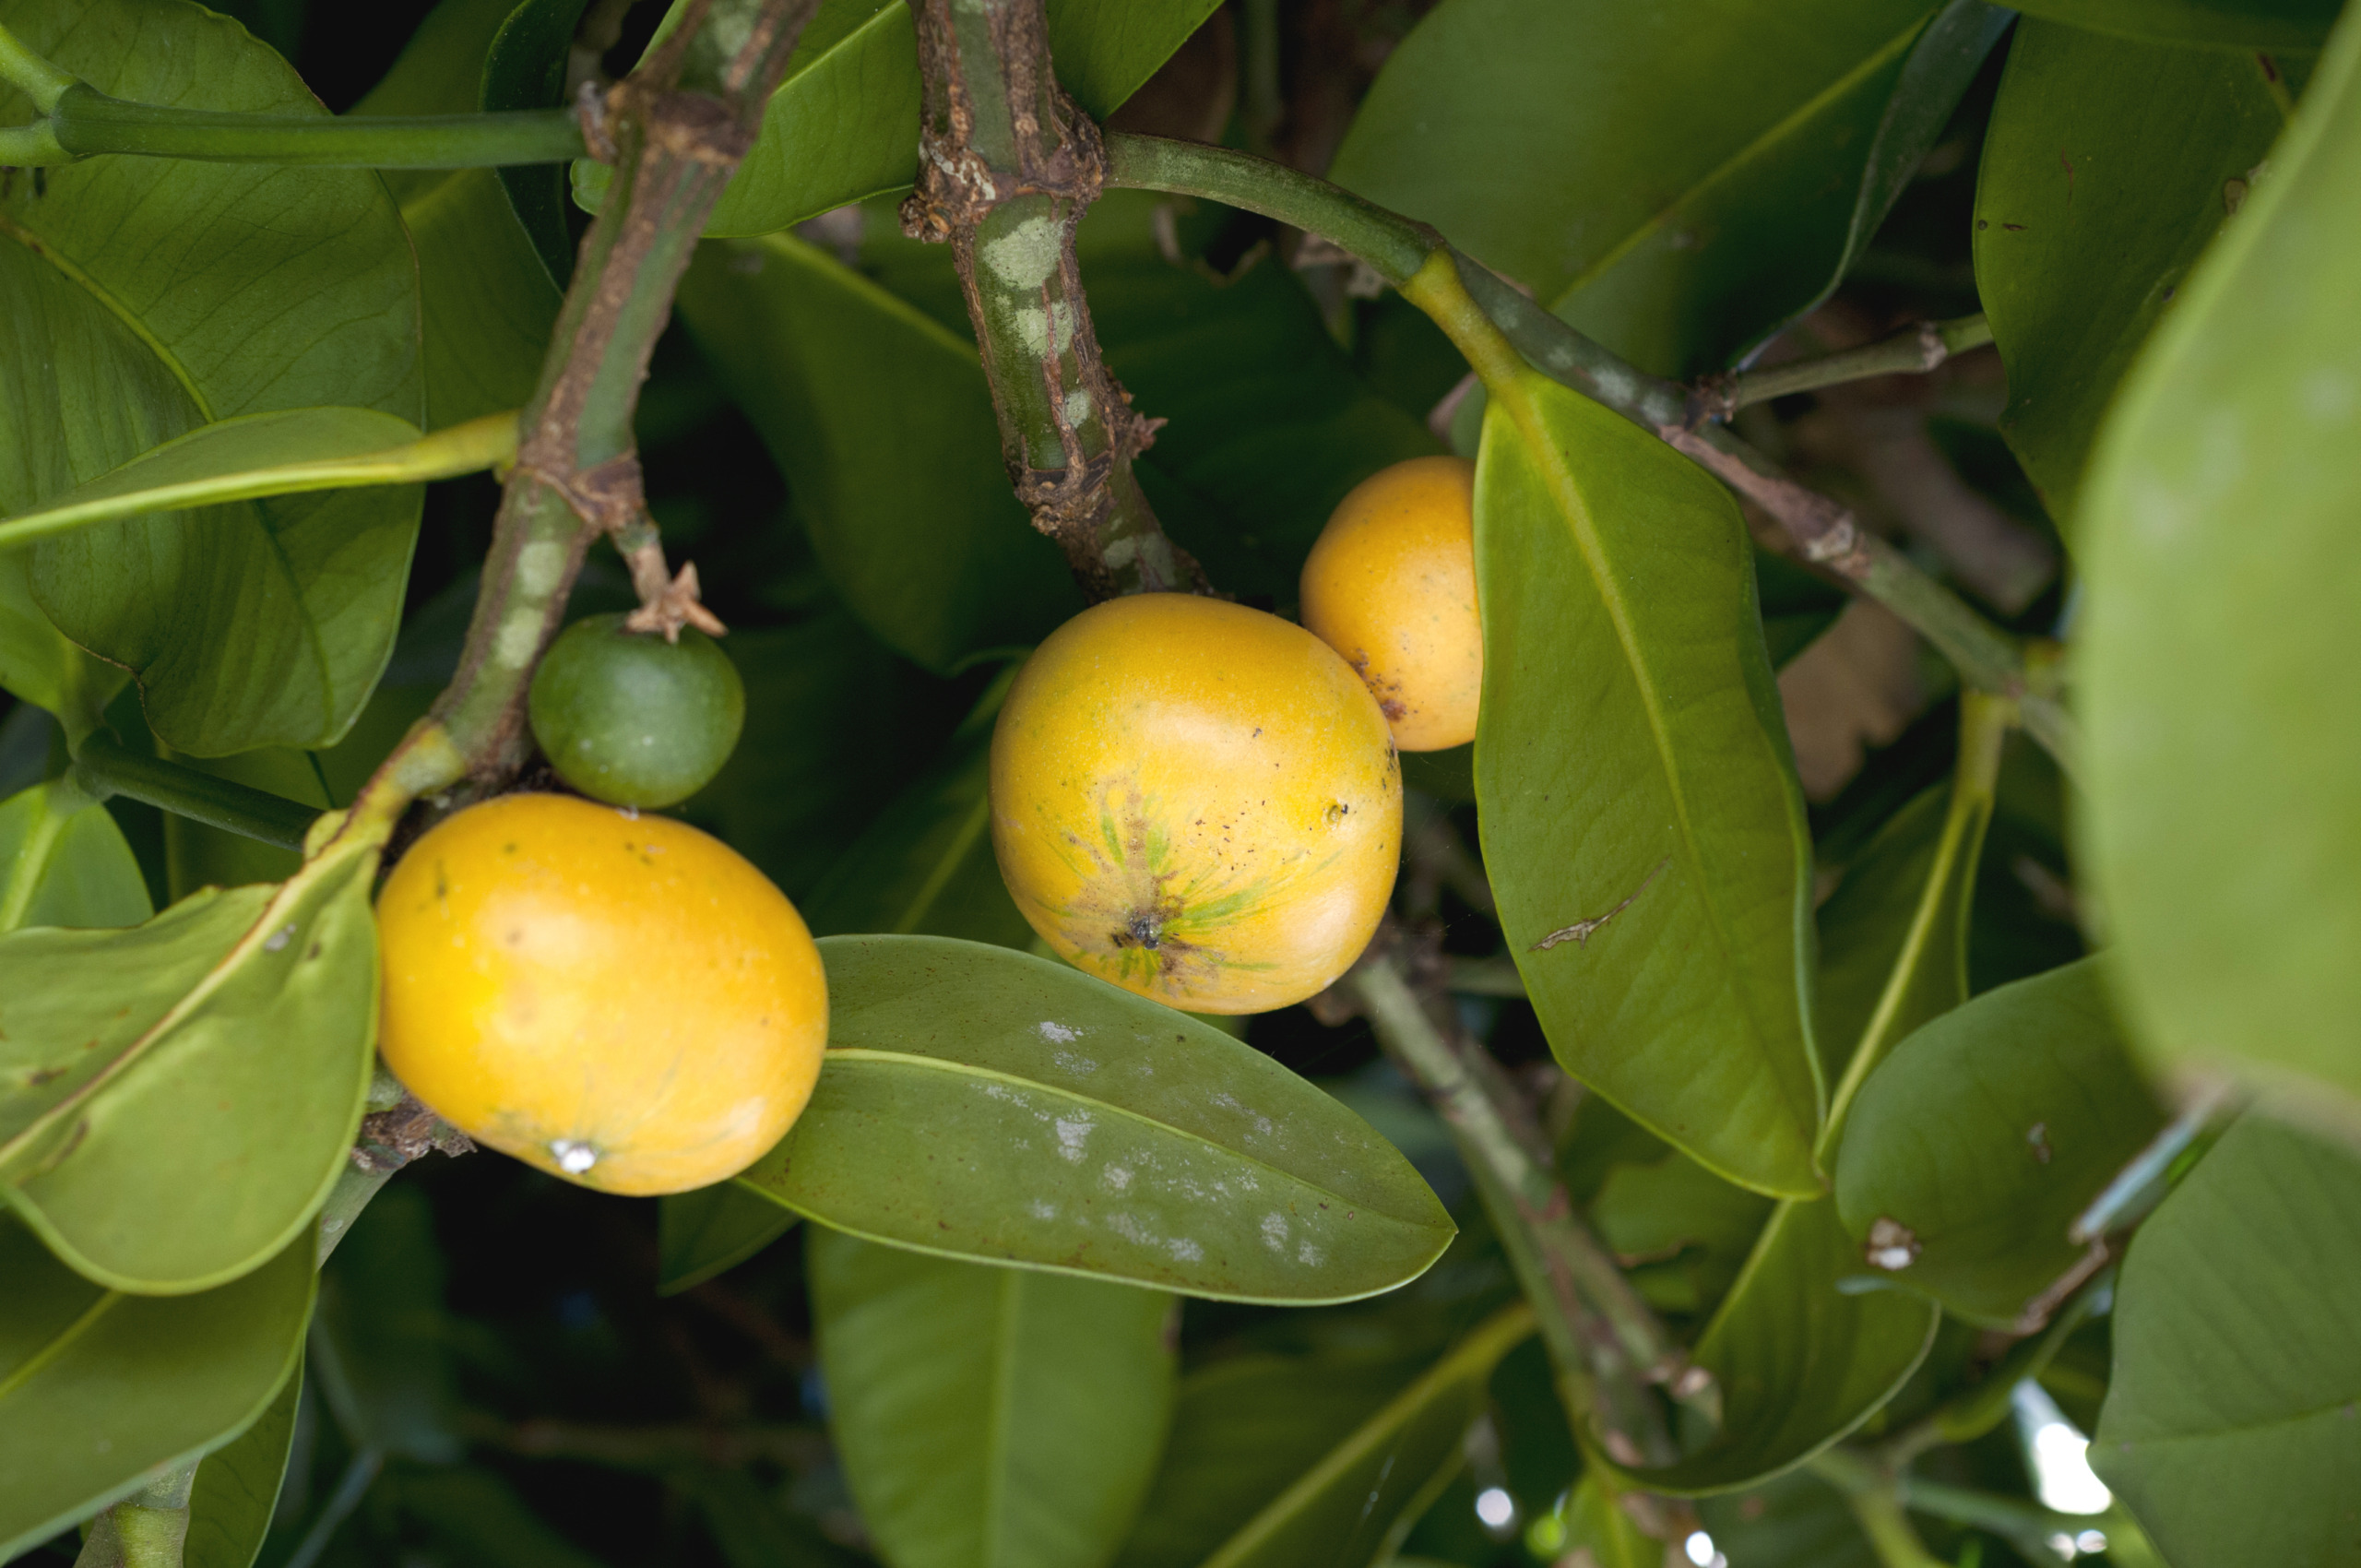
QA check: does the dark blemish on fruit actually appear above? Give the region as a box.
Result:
[1324,802,1350,826]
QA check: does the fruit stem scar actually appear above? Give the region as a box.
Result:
[1528,858,1670,953]
[551,1138,599,1174]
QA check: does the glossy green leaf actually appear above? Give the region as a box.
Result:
[739,936,1455,1303]
[1697,1467,1879,1568]
[1110,1354,1426,1568]
[0,0,424,756]
[2077,3,2361,1120]
[1974,21,2288,532]
[184,1365,302,1568]
[1331,0,2004,374]
[677,236,1080,671]
[0,832,379,1293]
[351,0,567,425]
[574,0,1223,236]
[0,1215,313,1562]
[1475,371,1821,1198]
[312,1184,461,1462]
[808,1227,1174,1568]
[1835,959,2165,1327]
[658,1182,799,1296]
[2093,1115,2361,1567]
[0,780,151,935]
[0,552,124,742]
[486,0,593,284]
[1811,783,1952,1076]
[1590,1149,1774,1315]
[2011,0,2338,48]
[1182,1305,1532,1568]
[1614,1198,1938,1495]
[0,408,516,552]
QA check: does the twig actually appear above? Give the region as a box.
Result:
[67,733,320,849]
[1098,135,2079,777]
[1346,947,1703,1467]
[903,0,1203,600]
[1700,315,1993,419]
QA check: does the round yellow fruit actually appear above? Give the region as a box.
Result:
[375,792,827,1195]
[990,593,1402,1013]
[1299,454,1482,752]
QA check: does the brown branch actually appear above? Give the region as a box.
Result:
[903,0,1204,600]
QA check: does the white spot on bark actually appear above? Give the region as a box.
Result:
[982,215,1062,290]
[516,539,565,596]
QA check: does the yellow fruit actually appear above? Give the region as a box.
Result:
[375,793,827,1195]
[991,593,1401,1013]
[1299,455,1482,752]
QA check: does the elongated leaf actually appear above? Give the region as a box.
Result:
[1330,0,2002,374]
[2011,0,2338,48]
[574,0,1222,236]
[1834,960,2165,1326]
[658,1182,799,1295]
[0,0,424,755]
[184,1366,302,1568]
[0,831,379,1292]
[809,1228,1174,1568]
[801,729,1032,948]
[0,1216,313,1562]
[1590,1150,1774,1315]
[1974,21,2287,532]
[0,409,513,552]
[1185,1305,1532,1568]
[2094,1115,2361,1567]
[487,0,593,284]
[1611,1197,1938,1494]
[0,780,151,935]
[2077,2,2361,1120]
[739,936,1455,1302]
[1811,783,1952,1074]
[1475,371,1821,1198]
[677,236,1080,671]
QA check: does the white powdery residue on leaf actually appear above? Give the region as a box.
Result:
[1051,1050,1099,1075]
[1297,1241,1323,1266]
[1102,1164,1132,1192]
[1167,1236,1204,1263]
[1055,1115,1094,1162]
[1260,1212,1289,1252]
[1038,1019,1081,1044]
[1029,1199,1057,1220]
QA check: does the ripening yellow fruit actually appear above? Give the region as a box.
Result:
[375,793,827,1195]
[990,593,1402,1014]
[1299,455,1482,752]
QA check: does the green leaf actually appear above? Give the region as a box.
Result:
[1555,1475,1661,1568]
[1169,1305,1532,1568]
[1111,1354,1426,1568]
[1811,783,1952,1076]
[1834,959,2165,1327]
[0,0,425,755]
[161,743,334,900]
[2093,1115,2361,1567]
[573,0,1223,237]
[2010,0,2338,49]
[0,780,151,935]
[1697,1467,1880,1568]
[658,1182,799,1296]
[676,236,1081,671]
[1590,1150,1774,1315]
[0,831,379,1293]
[0,1215,313,1562]
[739,935,1455,1303]
[1613,1198,1938,1495]
[0,408,514,552]
[1474,371,1821,1198]
[1974,21,2289,533]
[486,0,594,285]
[808,1227,1175,1568]
[311,1183,462,1462]
[1330,0,2003,374]
[184,1365,302,1568]
[2077,3,2361,1121]
[0,552,124,742]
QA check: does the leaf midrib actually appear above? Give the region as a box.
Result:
[820,1048,1442,1229]
[1548,16,1930,310]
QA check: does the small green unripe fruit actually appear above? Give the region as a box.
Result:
[528,613,745,808]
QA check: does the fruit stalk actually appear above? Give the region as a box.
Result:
[1703,313,1993,417]
[1099,134,2077,773]
[1348,952,1700,1469]
[902,0,1204,600]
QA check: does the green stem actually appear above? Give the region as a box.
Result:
[1100,134,2080,774]
[1716,315,1992,413]
[1348,954,1695,1466]
[36,87,586,168]
[907,0,1201,600]
[1894,1476,2101,1553]
[0,21,77,111]
[68,733,318,850]
[70,1465,196,1568]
